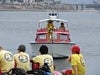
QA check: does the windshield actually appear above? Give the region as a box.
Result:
[60,34,67,40]
[39,21,68,29]
[38,34,46,39]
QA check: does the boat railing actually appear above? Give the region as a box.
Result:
[37,28,47,32]
[37,27,69,33]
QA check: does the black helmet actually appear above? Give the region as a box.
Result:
[39,45,48,54]
[17,44,26,52]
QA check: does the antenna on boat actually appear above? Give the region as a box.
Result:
[46,0,60,19]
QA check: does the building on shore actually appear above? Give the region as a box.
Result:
[0,0,61,5]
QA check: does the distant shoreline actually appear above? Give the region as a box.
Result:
[0,5,99,12]
[0,8,99,12]
[0,4,100,12]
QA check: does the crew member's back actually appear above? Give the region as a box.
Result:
[0,46,14,73]
[14,44,31,72]
[32,45,54,74]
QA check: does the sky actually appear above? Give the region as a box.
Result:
[61,0,99,4]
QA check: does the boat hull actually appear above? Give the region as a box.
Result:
[30,42,76,58]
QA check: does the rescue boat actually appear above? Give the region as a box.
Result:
[30,12,76,58]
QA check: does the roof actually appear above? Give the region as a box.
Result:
[39,19,68,23]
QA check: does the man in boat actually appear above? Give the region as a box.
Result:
[14,44,31,72]
[46,20,54,42]
[31,45,54,74]
[66,45,86,75]
[0,46,14,74]
[59,22,65,31]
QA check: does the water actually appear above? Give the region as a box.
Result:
[0,10,100,75]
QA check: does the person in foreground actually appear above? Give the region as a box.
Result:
[0,46,14,74]
[67,45,86,75]
[14,44,31,72]
[32,45,54,74]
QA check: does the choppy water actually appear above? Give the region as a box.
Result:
[0,10,100,75]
